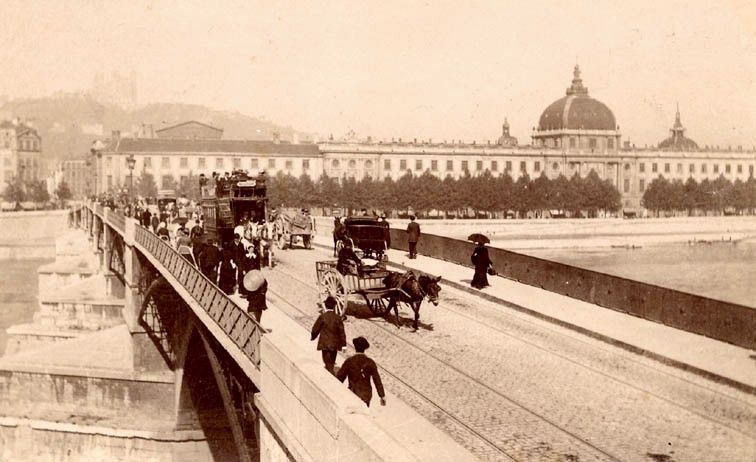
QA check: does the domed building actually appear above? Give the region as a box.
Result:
[658,105,699,151]
[532,65,621,153]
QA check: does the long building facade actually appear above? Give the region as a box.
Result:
[93,69,756,211]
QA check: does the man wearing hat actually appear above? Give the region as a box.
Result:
[337,336,386,407]
[243,269,267,322]
[310,297,346,374]
[406,215,420,259]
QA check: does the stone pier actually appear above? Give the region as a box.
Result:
[0,226,215,461]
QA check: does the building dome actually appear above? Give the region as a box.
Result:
[538,65,616,131]
[658,105,698,151]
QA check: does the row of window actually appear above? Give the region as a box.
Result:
[20,139,39,151]
[116,156,311,171]
[332,158,543,173]
[637,162,754,176]
[539,137,616,150]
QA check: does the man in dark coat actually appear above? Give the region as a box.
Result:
[336,240,361,275]
[150,214,160,233]
[218,247,236,294]
[406,215,420,259]
[471,242,492,289]
[142,209,152,228]
[310,296,346,374]
[337,336,386,407]
[190,219,204,261]
[230,234,246,294]
[199,240,221,281]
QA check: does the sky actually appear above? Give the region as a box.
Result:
[1,0,754,147]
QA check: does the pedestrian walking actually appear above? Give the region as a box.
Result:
[243,270,268,323]
[142,208,152,228]
[198,239,221,281]
[218,247,236,294]
[406,215,420,259]
[310,296,346,374]
[336,336,386,407]
[471,241,492,289]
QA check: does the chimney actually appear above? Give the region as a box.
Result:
[293,132,300,144]
[112,130,121,140]
[272,131,280,144]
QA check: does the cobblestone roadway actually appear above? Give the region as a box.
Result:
[263,247,756,462]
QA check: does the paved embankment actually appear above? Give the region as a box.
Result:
[265,238,756,462]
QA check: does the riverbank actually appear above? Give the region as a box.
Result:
[396,215,756,250]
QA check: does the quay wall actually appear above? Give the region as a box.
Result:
[0,417,210,462]
[0,210,70,260]
[389,229,756,350]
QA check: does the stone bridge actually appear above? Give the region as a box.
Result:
[3,203,475,462]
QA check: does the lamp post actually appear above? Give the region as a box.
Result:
[126,154,136,200]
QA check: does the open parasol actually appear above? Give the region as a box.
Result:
[467,233,490,244]
[243,270,266,292]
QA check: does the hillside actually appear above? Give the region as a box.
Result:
[0,94,309,161]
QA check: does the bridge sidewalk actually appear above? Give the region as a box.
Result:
[315,236,756,393]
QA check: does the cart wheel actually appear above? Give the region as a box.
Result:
[319,269,347,317]
[369,297,390,316]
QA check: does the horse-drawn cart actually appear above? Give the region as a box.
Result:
[315,260,396,318]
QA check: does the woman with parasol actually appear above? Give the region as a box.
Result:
[468,233,493,289]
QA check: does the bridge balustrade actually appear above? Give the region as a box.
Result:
[133,221,263,366]
[71,203,265,367]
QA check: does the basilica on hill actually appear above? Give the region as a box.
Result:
[92,66,755,211]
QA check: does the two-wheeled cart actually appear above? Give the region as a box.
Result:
[315,260,398,318]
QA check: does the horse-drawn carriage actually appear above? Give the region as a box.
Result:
[336,216,391,260]
[317,216,440,330]
[275,209,314,249]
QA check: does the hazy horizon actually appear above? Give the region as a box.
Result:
[1,0,754,148]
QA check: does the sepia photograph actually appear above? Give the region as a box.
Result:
[0,1,754,461]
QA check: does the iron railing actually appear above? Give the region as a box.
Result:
[84,203,264,366]
[134,224,263,365]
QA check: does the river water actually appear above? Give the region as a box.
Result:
[0,259,50,355]
[520,242,756,307]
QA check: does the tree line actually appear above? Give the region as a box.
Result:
[132,169,623,218]
[642,175,756,216]
[2,177,71,205]
[267,170,622,218]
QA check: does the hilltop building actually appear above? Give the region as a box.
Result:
[0,118,42,187]
[91,66,756,210]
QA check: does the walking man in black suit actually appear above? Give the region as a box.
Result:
[337,336,386,407]
[406,215,420,259]
[310,297,346,374]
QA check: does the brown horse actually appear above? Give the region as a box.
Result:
[383,271,441,330]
